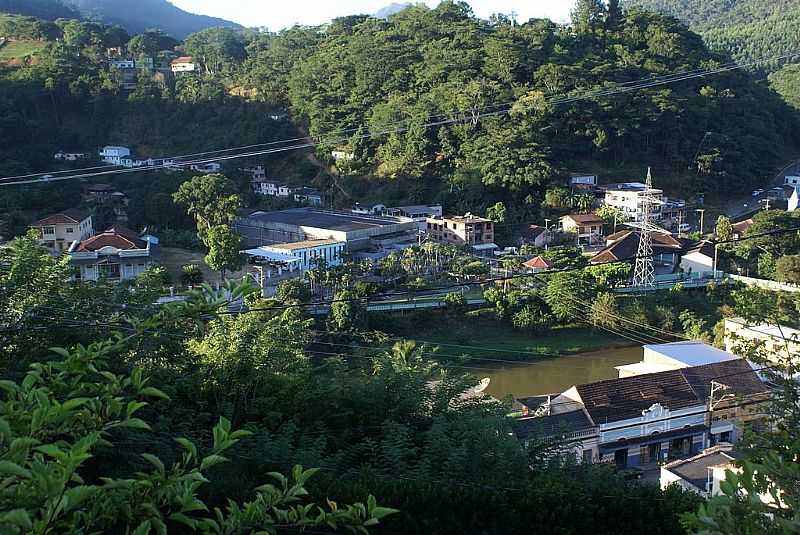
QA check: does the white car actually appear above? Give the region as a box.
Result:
[677,223,692,233]
[751,189,764,197]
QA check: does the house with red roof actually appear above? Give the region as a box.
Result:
[523,256,553,273]
[171,56,196,73]
[29,209,94,253]
[68,227,153,281]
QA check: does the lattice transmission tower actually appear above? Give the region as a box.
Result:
[631,167,658,289]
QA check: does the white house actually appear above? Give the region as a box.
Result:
[789,187,799,212]
[99,146,132,165]
[171,56,196,73]
[724,318,800,366]
[600,182,664,223]
[110,59,135,69]
[189,162,222,174]
[277,184,298,197]
[660,445,739,497]
[293,187,323,207]
[331,149,355,161]
[680,241,716,278]
[784,175,800,187]
[251,179,281,196]
[54,151,90,161]
[352,203,387,215]
[383,205,443,231]
[570,175,598,189]
[68,227,153,281]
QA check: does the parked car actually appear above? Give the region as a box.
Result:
[751,189,764,197]
[677,223,692,233]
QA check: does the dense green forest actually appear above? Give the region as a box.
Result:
[2,1,799,237]
[0,0,79,21]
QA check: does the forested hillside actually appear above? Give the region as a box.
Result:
[1,1,799,231]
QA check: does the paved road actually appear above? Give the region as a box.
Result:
[723,158,800,218]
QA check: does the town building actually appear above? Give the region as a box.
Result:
[251,179,282,196]
[352,203,387,215]
[68,227,153,281]
[189,162,222,174]
[243,239,346,278]
[383,205,443,230]
[515,224,550,249]
[660,445,739,497]
[560,214,605,247]
[600,182,664,223]
[54,151,90,161]
[570,175,598,190]
[784,175,800,187]
[99,146,131,165]
[661,198,687,231]
[680,241,716,278]
[171,56,196,73]
[724,317,800,365]
[110,59,136,69]
[426,214,496,255]
[293,187,323,207]
[29,209,94,253]
[591,230,685,273]
[615,341,740,378]
[242,165,267,181]
[235,208,418,252]
[511,359,768,468]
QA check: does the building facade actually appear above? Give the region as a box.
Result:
[426,214,495,252]
[560,214,605,247]
[601,182,664,223]
[724,317,800,365]
[29,210,94,253]
[68,227,153,281]
[171,57,196,73]
[99,146,131,165]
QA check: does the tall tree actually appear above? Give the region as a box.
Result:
[173,174,242,243]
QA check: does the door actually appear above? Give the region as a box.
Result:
[614,449,628,469]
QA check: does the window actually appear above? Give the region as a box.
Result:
[66,227,74,233]
[43,227,55,236]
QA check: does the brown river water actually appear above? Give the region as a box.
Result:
[482,346,644,399]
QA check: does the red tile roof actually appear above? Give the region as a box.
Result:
[30,209,89,227]
[77,227,146,251]
[172,56,194,64]
[591,230,684,264]
[524,256,552,270]
[563,213,604,225]
[732,219,754,235]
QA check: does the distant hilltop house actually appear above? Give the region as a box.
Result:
[54,151,90,161]
[189,162,222,174]
[785,175,800,187]
[383,205,443,231]
[293,187,323,207]
[250,176,322,206]
[600,182,665,223]
[515,224,550,249]
[68,227,155,282]
[99,146,131,165]
[29,209,94,254]
[171,56,196,73]
[331,149,355,161]
[570,174,598,190]
[109,59,136,69]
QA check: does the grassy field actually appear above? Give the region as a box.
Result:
[156,246,248,285]
[0,40,45,61]
[382,314,631,361]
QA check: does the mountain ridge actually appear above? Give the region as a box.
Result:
[67,0,241,39]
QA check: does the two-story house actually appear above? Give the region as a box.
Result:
[68,227,153,281]
[600,182,664,223]
[560,214,605,247]
[426,213,496,255]
[511,359,768,468]
[29,209,94,253]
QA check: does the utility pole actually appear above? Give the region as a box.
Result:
[696,209,705,236]
[632,167,657,290]
[544,218,551,251]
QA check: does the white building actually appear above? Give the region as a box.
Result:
[242,239,346,284]
[784,175,800,187]
[601,182,664,223]
[660,446,739,497]
[54,151,90,161]
[384,204,443,231]
[110,59,135,69]
[724,318,800,365]
[251,179,281,196]
[99,146,132,165]
[171,56,196,73]
[560,213,605,247]
[680,241,716,278]
[789,187,799,212]
[189,162,222,174]
[68,227,153,281]
[615,341,739,378]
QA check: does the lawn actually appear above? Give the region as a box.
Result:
[0,40,45,61]
[382,314,631,361]
[156,246,248,286]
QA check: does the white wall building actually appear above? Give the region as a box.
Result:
[601,182,664,223]
[29,209,94,253]
[784,175,800,187]
[68,227,152,281]
[54,151,90,161]
[616,341,739,378]
[724,318,800,365]
[680,241,716,278]
[171,56,196,73]
[99,146,132,165]
[110,59,135,69]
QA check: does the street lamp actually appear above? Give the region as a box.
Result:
[544,218,551,251]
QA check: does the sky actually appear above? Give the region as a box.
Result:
[168,0,575,31]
